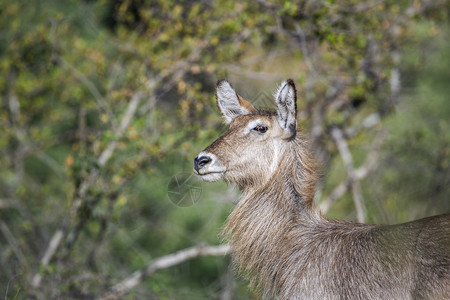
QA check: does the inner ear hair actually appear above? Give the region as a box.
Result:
[275,79,297,135]
[216,80,257,123]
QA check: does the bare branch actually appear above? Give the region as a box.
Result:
[294,23,317,76]
[220,261,237,300]
[345,0,385,13]
[31,92,143,288]
[320,130,385,214]
[98,244,231,300]
[30,230,63,288]
[0,221,27,269]
[319,180,350,214]
[345,112,381,138]
[0,199,18,210]
[330,126,366,222]
[65,92,143,248]
[8,71,20,124]
[98,92,142,166]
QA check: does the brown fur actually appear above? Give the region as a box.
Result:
[195,80,450,299]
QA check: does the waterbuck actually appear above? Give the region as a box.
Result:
[193,79,450,299]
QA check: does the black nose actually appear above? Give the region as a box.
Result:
[194,156,211,172]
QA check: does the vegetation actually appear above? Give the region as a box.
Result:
[0,0,448,298]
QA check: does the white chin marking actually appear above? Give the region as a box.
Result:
[198,172,224,182]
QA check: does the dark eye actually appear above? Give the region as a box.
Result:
[253,125,268,133]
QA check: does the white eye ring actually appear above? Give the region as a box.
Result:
[243,119,266,134]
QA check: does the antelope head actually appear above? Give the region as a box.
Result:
[194,79,297,188]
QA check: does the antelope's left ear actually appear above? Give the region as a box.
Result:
[274,79,297,139]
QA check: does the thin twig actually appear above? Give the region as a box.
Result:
[98,244,231,300]
[59,57,112,120]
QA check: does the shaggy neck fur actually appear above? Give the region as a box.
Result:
[223,133,321,296]
[223,133,397,299]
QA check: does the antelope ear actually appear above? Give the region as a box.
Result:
[216,79,256,124]
[274,79,297,138]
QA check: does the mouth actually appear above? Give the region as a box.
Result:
[193,168,225,182]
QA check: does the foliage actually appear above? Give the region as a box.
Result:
[0,0,448,298]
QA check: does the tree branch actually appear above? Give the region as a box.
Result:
[321,129,385,215]
[64,92,143,250]
[220,260,237,300]
[319,180,350,214]
[31,92,143,288]
[294,23,317,76]
[330,126,366,222]
[98,244,231,300]
[59,57,112,120]
[0,221,27,270]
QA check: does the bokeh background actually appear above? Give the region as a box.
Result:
[1,0,449,298]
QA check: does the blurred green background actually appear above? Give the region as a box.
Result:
[0,0,449,298]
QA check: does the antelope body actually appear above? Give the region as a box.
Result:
[194,79,450,299]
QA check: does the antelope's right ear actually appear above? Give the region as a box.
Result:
[216,80,256,124]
